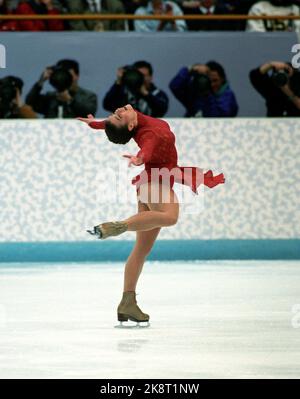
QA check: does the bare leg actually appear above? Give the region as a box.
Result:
[117,184,180,323]
[123,183,179,232]
[123,201,161,292]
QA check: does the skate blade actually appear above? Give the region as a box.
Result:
[86,229,97,236]
[86,228,102,238]
[114,321,150,329]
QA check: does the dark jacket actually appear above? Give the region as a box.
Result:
[103,83,169,117]
[181,4,232,31]
[249,67,300,116]
[26,83,97,118]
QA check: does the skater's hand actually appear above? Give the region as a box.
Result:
[123,154,144,167]
[76,114,95,125]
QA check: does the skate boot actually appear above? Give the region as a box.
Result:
[116,291,150,328]
[87,221,128,239]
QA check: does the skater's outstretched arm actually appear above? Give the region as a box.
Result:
[77,114,106,130]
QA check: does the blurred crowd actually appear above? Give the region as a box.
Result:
[1,0,300,32]
[1,58,300,119]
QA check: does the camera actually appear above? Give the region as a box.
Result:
[49,65,73,93]
[189,71,212,96]
[0,76,23,118]
[271,69,289,87]
[121,65,144,94]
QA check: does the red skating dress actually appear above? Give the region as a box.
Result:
[88,111,225,194]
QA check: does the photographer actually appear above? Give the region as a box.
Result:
[26,59,97,118]
[249,61,300,116]
[169,61,238,117]
[103,60,169,117]
[0,76,36,119]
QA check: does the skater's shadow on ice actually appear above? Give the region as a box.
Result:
[117,339,149,353]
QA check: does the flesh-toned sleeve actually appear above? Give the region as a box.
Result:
[136,131,158,164]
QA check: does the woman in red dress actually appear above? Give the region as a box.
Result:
[78,104,225,326]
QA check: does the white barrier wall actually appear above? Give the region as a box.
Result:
[0,118,299,242]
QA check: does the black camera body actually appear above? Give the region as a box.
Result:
[271,69,289,88]
[121,65,144,94]
[49,65,73,93]
[189,71,212,97]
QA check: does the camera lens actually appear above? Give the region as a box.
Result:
[271,70,289,88]
[49,67,73,93]
[122,68,144,93]
[190,72,211,96]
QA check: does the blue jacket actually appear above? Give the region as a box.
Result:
[169,67,239,117]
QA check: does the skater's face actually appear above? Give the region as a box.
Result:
[108,104,137,131]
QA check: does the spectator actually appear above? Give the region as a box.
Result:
[0,76,37,118]
[249,61,300,116]
[26,59,97,118]
[122,0,148,30]
[134,0,187,32]
[14,0,65,31]
[64,0,126,31]
[180,0,232,31]
[246,0,300,32]
[122,0,148,13]
[217,0,258,30]
[0,0,18,31]
[103,60,169,117]
[169,61,238,117]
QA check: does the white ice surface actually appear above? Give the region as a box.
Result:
[0,260,300,379]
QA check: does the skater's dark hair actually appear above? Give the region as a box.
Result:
[105,120,136,144]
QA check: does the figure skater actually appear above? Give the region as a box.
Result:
[77,104,225,327]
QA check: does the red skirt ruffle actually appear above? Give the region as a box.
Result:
[132,166,225,194]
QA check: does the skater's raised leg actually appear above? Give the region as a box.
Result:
[89,183,179,239]
[124,182,179,232]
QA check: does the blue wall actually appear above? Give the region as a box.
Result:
[0,240,299,262]
[0,31,298,117]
